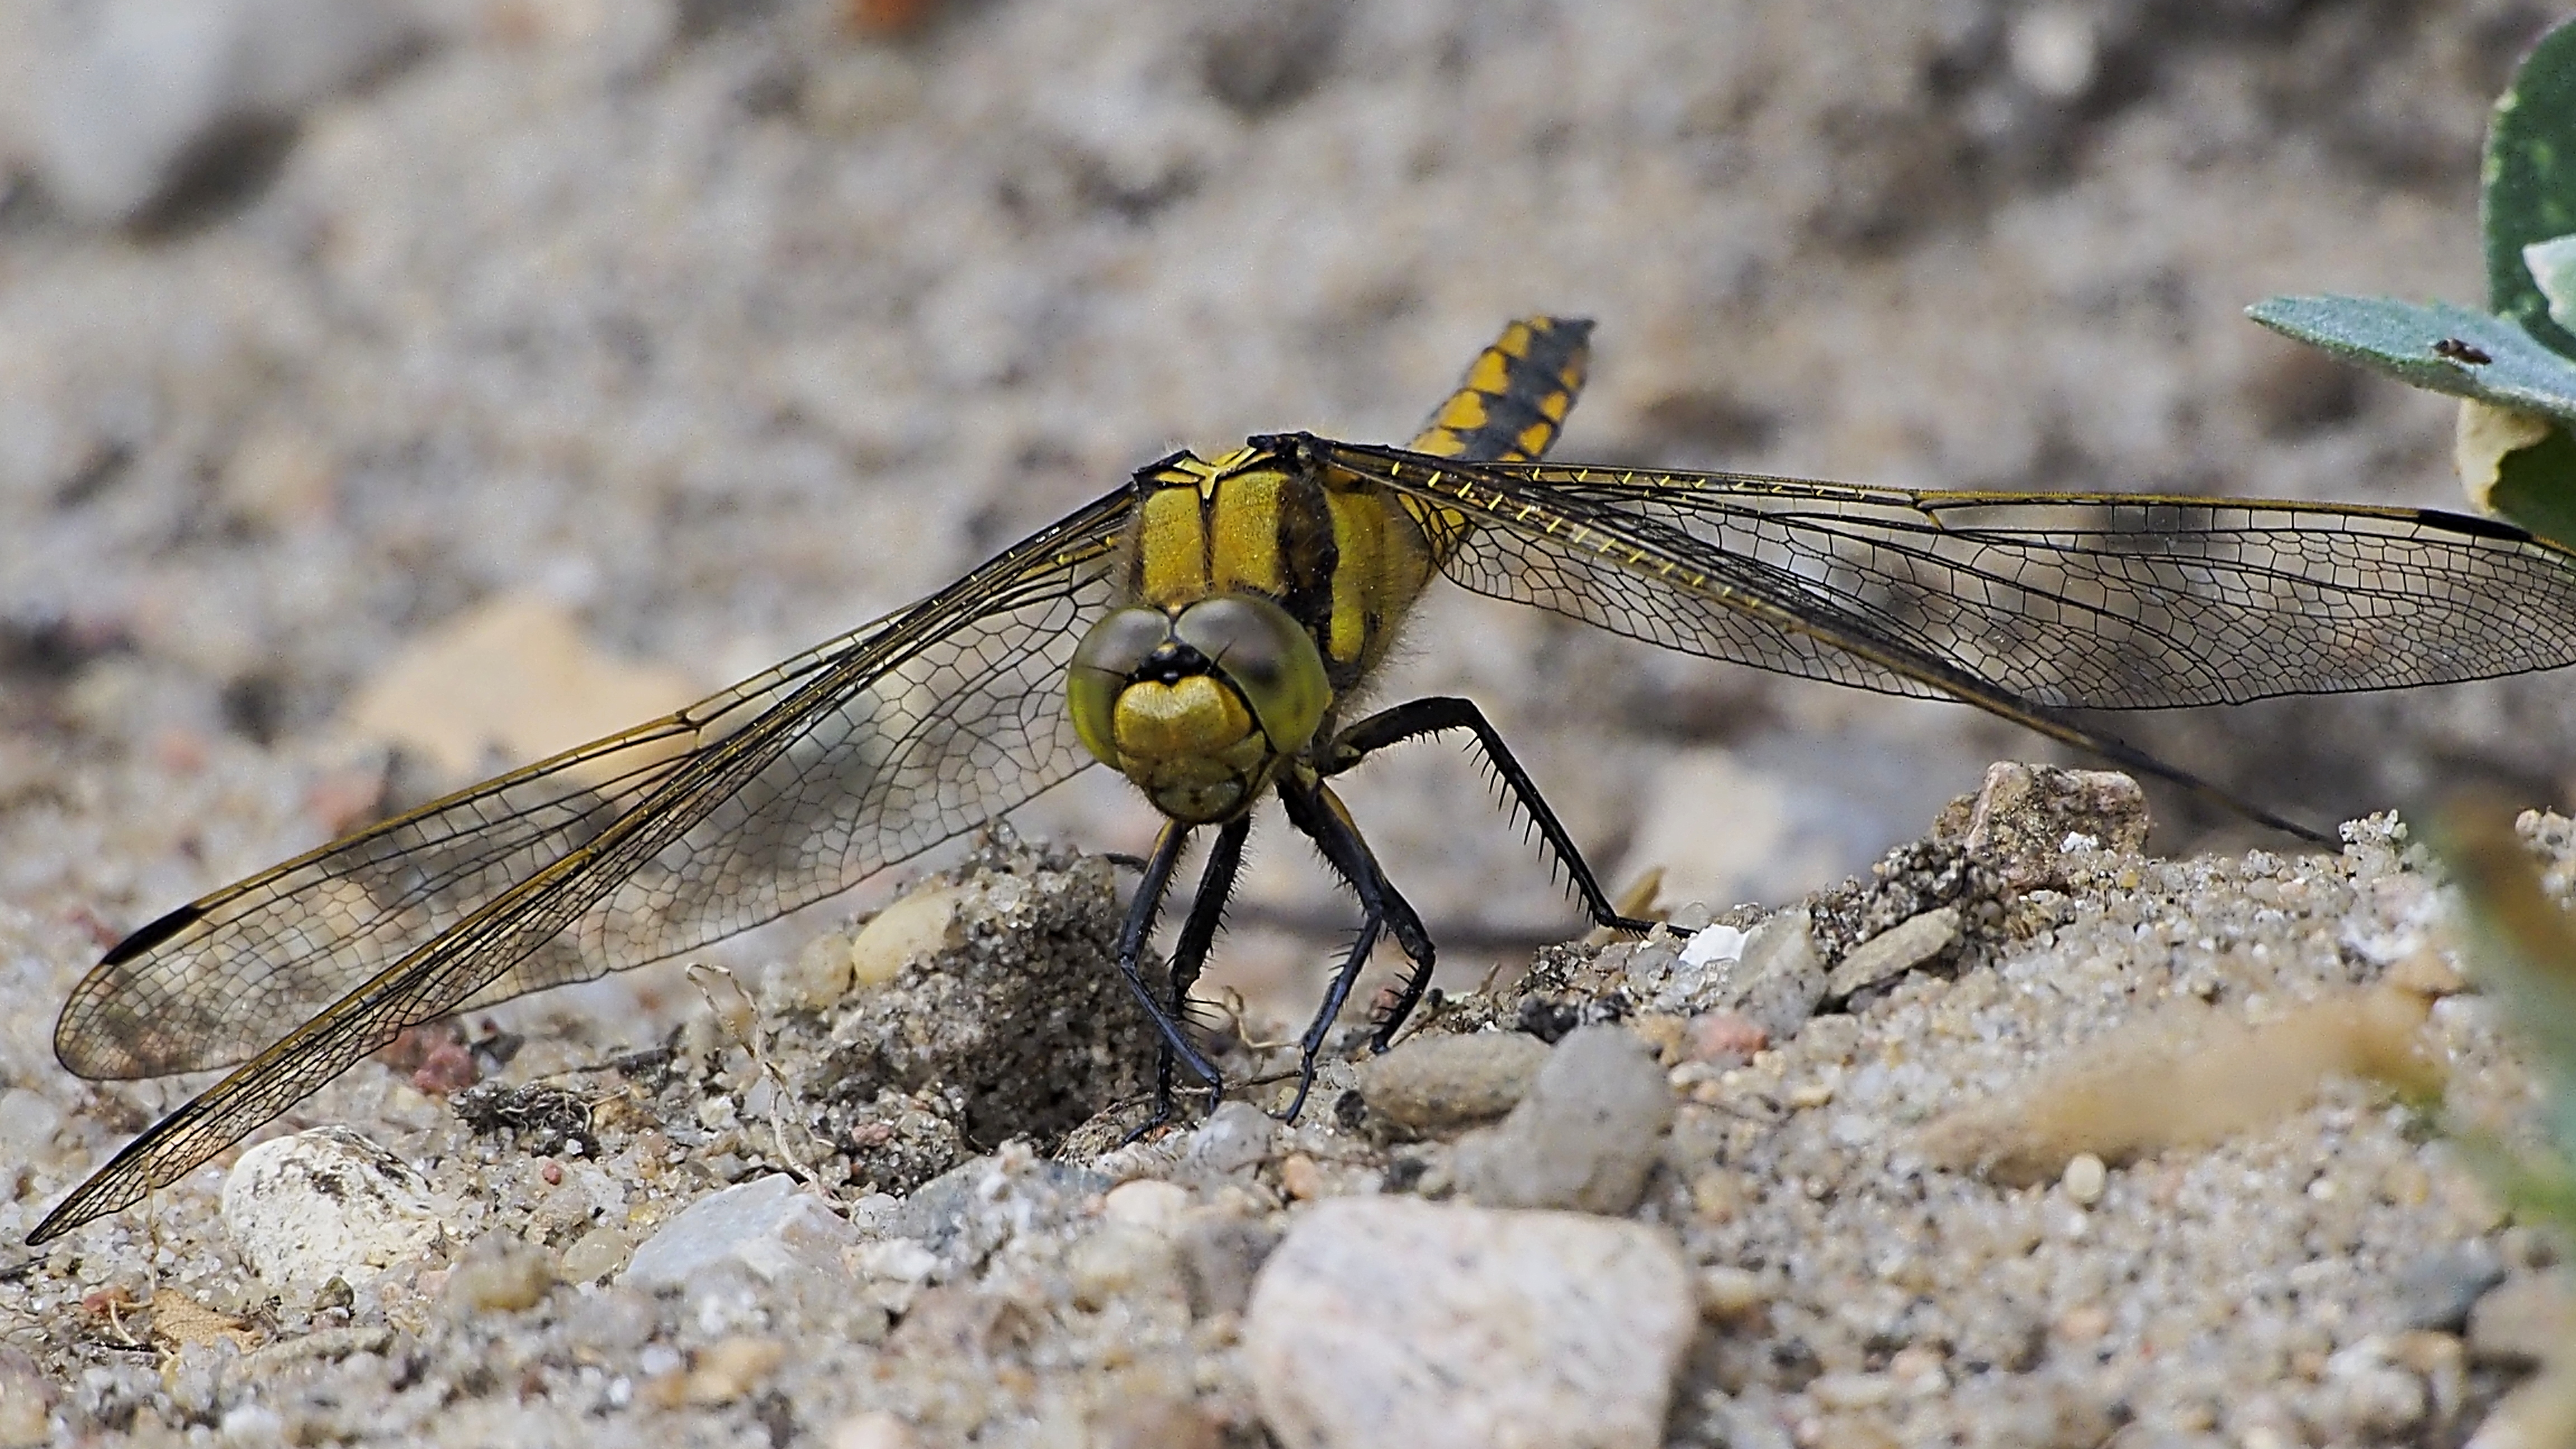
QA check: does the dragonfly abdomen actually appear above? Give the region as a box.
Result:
[1406,316,1592,465]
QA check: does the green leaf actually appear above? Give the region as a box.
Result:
[2489,418,2576,547]
[2487,18,2576,356]
[2247,293,2576,427]
[2528,234,2576,333]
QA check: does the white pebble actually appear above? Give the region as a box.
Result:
[1246,1197,1693,1449]
[2062,1153,2108,1206]
[221,1127,444,1301]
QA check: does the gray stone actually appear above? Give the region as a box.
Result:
[1694,912,1826,1041]
[1244,1197,1694,1449]
[1178,1215,1281,1320]
[621,1173,861,1295]
[2395,1242,2507,1333]
[1186,1100,1277,1175]
[442,1232,553,1315]
[1064,1223,1182,1310]
[34,0,432,227]
[884,1149,1110,1277]
[2468,1270,2575,1366]
[1453,1025,1674,1215]
[1825,906,1961,1000]
[220,1126,445,1300]
[1355,1031,1551,1135]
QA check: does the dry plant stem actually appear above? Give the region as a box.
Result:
[684,963,824,1193]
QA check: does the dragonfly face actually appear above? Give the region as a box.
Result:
[37,312,2576,1246]
[1066,590,1331,822]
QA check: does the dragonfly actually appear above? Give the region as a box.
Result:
[34,316,2576,1244]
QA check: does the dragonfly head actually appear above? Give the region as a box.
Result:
[1068,594,1331,823]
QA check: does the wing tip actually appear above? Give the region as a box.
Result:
[2415,506,2541,543]
[25,1174,125,1246]
[100,902,205,967]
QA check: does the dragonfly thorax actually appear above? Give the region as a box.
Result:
[1067,594,1332,823]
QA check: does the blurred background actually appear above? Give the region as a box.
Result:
[0,0,2564,1024]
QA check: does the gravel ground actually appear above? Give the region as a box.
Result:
[2,1,2574,1444]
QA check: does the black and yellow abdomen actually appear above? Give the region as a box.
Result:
[1120,316,1594,687]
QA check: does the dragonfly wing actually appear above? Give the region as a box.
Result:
[1326,442,2576,708]
[34,489,1133,1240]
[54,491,1131,1082]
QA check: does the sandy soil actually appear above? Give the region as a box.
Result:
[0,1,2570,1444]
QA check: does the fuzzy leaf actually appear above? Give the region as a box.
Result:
[2487,18,2576,356]
[2247,295,2576,428]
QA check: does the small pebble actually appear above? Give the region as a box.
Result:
[0,1347,58,1449]
[1696,1265,1766,1320]
[221,1126,446,1300]
[845,884,964,990]
[443,1233,554,1314]
[2062,1152,2107,1206]
[683,1336,785,1404]
[1355,1032,1551,1134]
[558,1225,636,1285]
[2053,1304,2113,1344]
[1453,1026,1674,1215]
[1825,907,1959,1000]
[1684,1011,1768,1063]
[1807,1371,1897,1410]
[1949,762,2150,889]
[1278,1152,1324,1200]
[1066,1223,1182,1310]
[1694,912,1826,1041]
[1244,1197,1694,1449]
[1186,1101,1277,1175]
[1102,1178,1191,1233]
[0,1090,64,1164]
[621,1173,861,1294]
[2469,1271,2575,1365]
[1678,924,1746,968]
[827,1411,921,1449]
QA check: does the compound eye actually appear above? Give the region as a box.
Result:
[1174,595,1330,754]
[1067,608,1175,766]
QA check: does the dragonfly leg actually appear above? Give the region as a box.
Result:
[1278,915,1383,1122]
[1324,695,1658,943]
[1113,822,1225,1107]
[1132,815,1250,1137]
[1276,772,1435,1102]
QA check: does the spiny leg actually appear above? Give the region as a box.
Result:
[1280,915,1382,1123]
[1113,822,1225,1103]
[1276,771,1432,1114]
[1142,815,1251,1130]
[1323,695,1657,1045]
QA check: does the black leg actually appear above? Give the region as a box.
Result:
[1280,914,1382,1122]
[1112,822,1225,1099]
[1144,815,1251,1127]
[1275,771,1437,1091]
[1323,695,1655,936]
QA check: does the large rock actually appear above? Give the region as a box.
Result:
[1244,1197,1696,1449]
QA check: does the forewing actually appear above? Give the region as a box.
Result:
[1323,442,2576,708]
[54,491,1132,1082]
[32,489,1135,1242]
